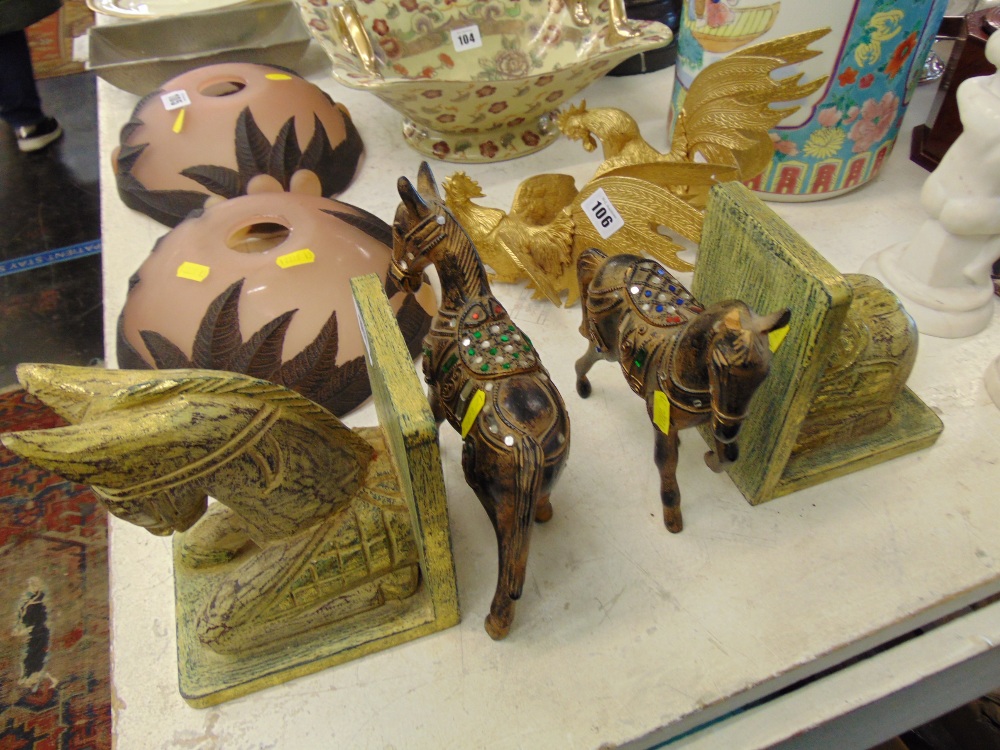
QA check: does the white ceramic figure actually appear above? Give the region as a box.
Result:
[862,32,1000,338]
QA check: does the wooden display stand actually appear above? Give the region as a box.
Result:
[693,183,944,505]
[175,274,459,707]
[911,9,1000,171]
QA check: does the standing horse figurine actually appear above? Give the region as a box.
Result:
[390,162,571,640]
[574,248,789,532]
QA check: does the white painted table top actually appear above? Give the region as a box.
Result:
[97,42,1000,749]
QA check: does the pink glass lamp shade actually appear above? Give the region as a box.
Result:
[112,62,364,226]
[117,191,436,417]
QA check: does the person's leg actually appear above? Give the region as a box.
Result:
[0,28,62,151]
[0,29,44,128]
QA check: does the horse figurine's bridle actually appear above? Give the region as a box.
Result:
[391,208,448,291]
[660,325,752,437]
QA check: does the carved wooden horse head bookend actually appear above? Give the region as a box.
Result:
[574,248,789,532]
[1,278,460,707]
[390,162,571,640]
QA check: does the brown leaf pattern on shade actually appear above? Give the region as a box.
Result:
[268,118,302,190]
[395,293,433,360]
[275,311,340,394]
[312,355,369,416]
[299,114,328,176]
[124,275,428,417]
[325,208,394,249]
[229,310,296,380]
[234,107,273,182]
[179,165,243,199]
[190,280,245,367]
[139,330,192,369]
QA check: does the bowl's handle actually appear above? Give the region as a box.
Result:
[331,2,378,77]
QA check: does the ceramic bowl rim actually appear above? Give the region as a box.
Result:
[328,19,673,90]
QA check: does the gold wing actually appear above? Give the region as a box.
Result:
[669,28,830,180]
[509,173,578,225]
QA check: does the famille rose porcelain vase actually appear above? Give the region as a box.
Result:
[671,0,948,201]
[297,0,672,162]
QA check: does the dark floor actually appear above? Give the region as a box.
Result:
[0,72,103,389]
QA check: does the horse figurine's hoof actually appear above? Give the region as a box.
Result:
[663,506,683,534]
[575,247,789,530]
[535,495,554,523]
[485,611,512,641]
[391,162,571,639]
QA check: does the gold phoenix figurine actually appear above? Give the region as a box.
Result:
[443,28,829,305]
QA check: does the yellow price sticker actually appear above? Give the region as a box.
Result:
[172,108,186,134]
[768,324,790,353]
[275,249,316,269]
[176,261,210,282]
[265,73,293,80]
[652,390,671,434]
[461,390,486,438]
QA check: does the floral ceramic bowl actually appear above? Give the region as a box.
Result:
[297,0,672,162]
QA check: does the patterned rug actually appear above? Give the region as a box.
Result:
[0,389,111,749]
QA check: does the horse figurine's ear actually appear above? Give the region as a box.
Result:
[397,175,431,219]
[416,161,441,201]
[755,308,792,353]
[754,308,792,334]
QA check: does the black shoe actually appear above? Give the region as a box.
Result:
[16,117,63,152]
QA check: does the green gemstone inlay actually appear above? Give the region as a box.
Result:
[489,348,497,355]
[512,352,520,359]
[468,348,475,355]
[473,331,482,339]
[502,363,511,369]
[442,353,458,372]
[508,325,515,332]
[634,348,647,369]
[481,364,489,372]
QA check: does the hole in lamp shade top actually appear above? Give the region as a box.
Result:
[198,78,248,97]
[227,221,291,253]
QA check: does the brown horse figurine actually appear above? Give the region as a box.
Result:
[574,248,789,532]
[390,163,570,640]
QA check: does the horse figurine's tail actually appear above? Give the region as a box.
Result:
[577,247,607,283]
[485,435,545,641]
[576,247,607,335]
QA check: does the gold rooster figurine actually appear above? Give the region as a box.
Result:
[443,28,830,305]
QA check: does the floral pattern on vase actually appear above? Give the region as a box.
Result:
[297,0,672,162]
[671,0,947,201]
